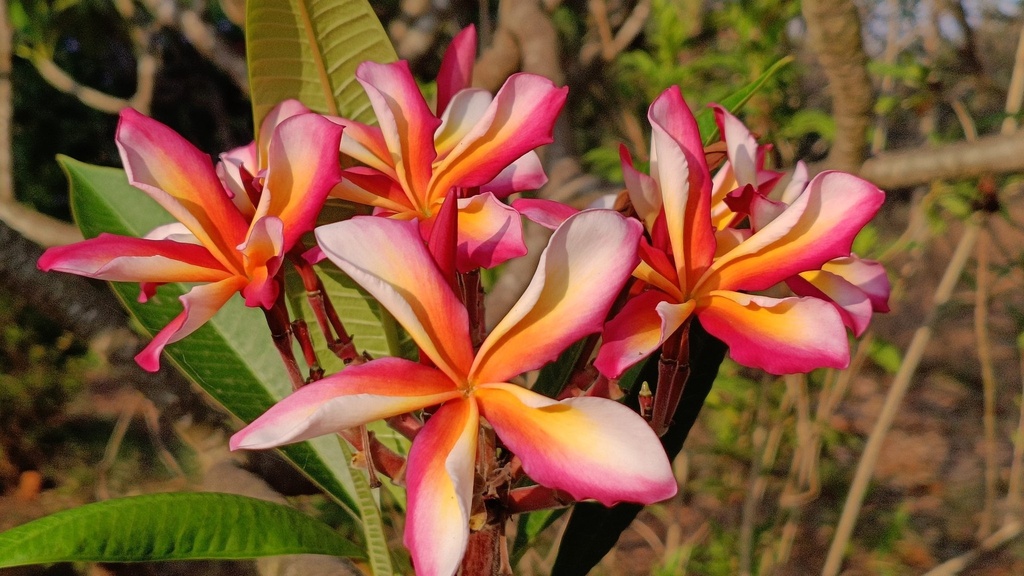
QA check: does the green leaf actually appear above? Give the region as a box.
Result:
[868,339,902,375]
[0,492,363,567]
[58,156,362,520]
[338,439,394,575]
[532,338,589,399]
[246,0,396,134]
[694,56,793,145]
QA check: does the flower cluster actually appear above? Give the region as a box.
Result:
[38,25,888,576]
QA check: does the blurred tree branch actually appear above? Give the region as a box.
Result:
[801,0,873,173]
[859,130,1024,190]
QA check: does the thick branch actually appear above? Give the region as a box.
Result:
[858,130,1024,190]
[473,0,563,92]
[801,0,873,172]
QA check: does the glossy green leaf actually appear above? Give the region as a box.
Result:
[695,56,793,145]
[246,0,396,134]
[0,492,363,567]
[58,156,363,520]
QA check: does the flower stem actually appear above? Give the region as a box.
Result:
[507,485,574,514]
[288,251,360,363]
[291,319,323,383]
[459,269,486,349]
[262,301,304,391]
[650,321,692,436]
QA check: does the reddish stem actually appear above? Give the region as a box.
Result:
[460,426,503,575]
[650,321,692,436]
[506,485,574,514]
[291,319,324,383]
[288,251,360,363]
[385,413,423,441]
[459,270,486,349]
[263,299,304,391]
[339,427,407,482]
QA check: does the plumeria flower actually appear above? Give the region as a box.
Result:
[38,104,343,371]
[328,25,568,272]
[593,86,886,378]
[721,161,890,336]
[230,210,676,576]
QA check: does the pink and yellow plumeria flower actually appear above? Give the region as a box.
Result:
[329,25,568,272]
[230,210,676,576]
[38,103,343,371]
[593,86,886,377]
[721,161,890,336]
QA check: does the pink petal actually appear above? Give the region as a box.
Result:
[436,26,478,116]
[314,217,475,383]
[471,210,642,384]
[696,290,850,374]
[38,234,231,283]
[723,184,786,231]
[712,105,758,188]
[511,198,579,230]
[427,191,459,285]
[238,216,285,309]
[455,193,527,272]
[637,240,681,296]
[116,108,248,271]
[476,384,677,505]
[480,151,547,199]
[135,275,248,371]
[256,99,312,166]
[647,87,716,291]
[404,397,478,576]
[256,114,344,250]
[229,358,460,450]
[435,89,493,159]
[594,291,695,378]
[428,74,568,202]
[332,167,416,214]
[217,142,258,218]
[713,227,750,257]
[779,160,809,205]
[357,60,440,208]
[621,145,662,230]
[787,270,874,336]
[822,256,891,312]
[331,117,397,178]
[144,222,200,243]
[695,171,885,294]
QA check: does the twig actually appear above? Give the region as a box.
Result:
[870,0,903,155]
[1008,339,1024,516]
[821,212,982,576]
[1000,19,1024,135]
[974,219,998,538]
[739,385,773,576]
[922,519,1023,576]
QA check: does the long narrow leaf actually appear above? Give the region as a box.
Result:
[695,56,793,145]
[0,493,363,567]
[246,0,396,133]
